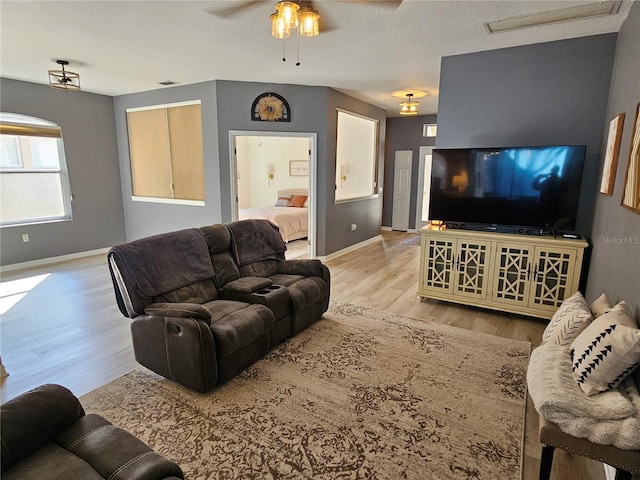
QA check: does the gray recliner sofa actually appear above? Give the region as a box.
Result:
[108,219,330,392]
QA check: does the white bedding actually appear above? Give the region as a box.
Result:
[239,206,308,242]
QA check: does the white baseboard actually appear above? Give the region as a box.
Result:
[1,247,111,273]
[317,235,382,262]
[381,226,419,233]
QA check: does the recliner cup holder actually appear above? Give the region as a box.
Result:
[267,285,280,290]
[257,289,270,294]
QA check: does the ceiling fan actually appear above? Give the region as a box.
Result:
[208,0,402,34]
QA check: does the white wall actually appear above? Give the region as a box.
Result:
[236,136,309,208]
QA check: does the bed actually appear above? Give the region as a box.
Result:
[239,189,308,242]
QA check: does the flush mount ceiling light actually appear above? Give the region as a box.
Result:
[271,1,320,65]
[485,0,621,34]
[399,93,419,116]
[48,60,80,92]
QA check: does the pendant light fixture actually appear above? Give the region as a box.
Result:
[48,60,80,92]
[399,93,419,116]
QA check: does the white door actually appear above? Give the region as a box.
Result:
[392,150,413,231]
[415,146,434,231]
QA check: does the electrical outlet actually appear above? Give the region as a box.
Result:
[351,224,357,231]
[22,234,30,243]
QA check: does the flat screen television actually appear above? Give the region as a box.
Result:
[428,145,586,233]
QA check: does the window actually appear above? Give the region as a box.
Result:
[126,101,205,204]
[423,124,437,138]
[0,113,73,226]
[335,109,379,202]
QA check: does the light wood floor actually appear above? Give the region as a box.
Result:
[0,231,604,480]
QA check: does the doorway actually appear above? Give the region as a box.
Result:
[415,146,434,231]
[229,131,317,258]
[392,150,413,231]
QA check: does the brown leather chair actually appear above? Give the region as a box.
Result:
[539,415,640,480]
[1,384,184,480]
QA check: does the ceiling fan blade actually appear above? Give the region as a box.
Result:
[206,0,266,19]
[355,0,402,8]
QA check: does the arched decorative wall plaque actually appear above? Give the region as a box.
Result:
[251,93,291,122]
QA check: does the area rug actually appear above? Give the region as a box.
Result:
[81,301,530,480]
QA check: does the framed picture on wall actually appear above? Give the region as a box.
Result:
[600,113,625,195]
[289,160,309,176]
[621,103,640,213]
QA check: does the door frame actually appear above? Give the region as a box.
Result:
[415,146,434,232]
[228,130,317,258]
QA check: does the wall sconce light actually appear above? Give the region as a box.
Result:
[339,163,348,187]
[267,164,275,185]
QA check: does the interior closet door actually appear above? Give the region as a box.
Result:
[392,150,413,231]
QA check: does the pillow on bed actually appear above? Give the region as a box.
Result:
[288,195,307,207]
[275,194,293,207]
[303,197,310,208]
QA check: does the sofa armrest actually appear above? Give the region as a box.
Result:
[54,413,184,480]
[144,302,211,321]
[277,259,324,278]
[1,384,85,471]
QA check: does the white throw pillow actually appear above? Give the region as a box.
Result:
[570,301,640,396]
[590,293,613,318]
[274,194,293,207]
[541,291,592,346]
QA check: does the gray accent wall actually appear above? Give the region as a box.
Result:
[325,89,387,255]
[436,34,617,237]
[0,78,125,265]
[215,81,386,256]
[113,81,222,241]
[383,114,437,230]
[586,3,640,317]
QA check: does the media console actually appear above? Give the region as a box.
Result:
[417,226,588,320]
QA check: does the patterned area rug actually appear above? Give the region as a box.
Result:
[81,301,530,480]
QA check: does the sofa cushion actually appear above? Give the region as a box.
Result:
[223,277,272,294]
[288,277,328,312]
[109,228,213,298]
[155,278,218,304]
[205,302,274,357]
[227,219,286,266]
[199,224,241,287]
[2,443,104,480]
[542,291,592,346]
[571,301,640,395]
[239,260,279,278]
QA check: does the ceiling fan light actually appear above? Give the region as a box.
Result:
[275,1,299,29]
[271,12,290,39]
[299,8,319,37]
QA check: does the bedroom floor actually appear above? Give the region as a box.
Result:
[285,239,308,259]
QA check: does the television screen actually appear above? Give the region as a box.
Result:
[429,145,586,231]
